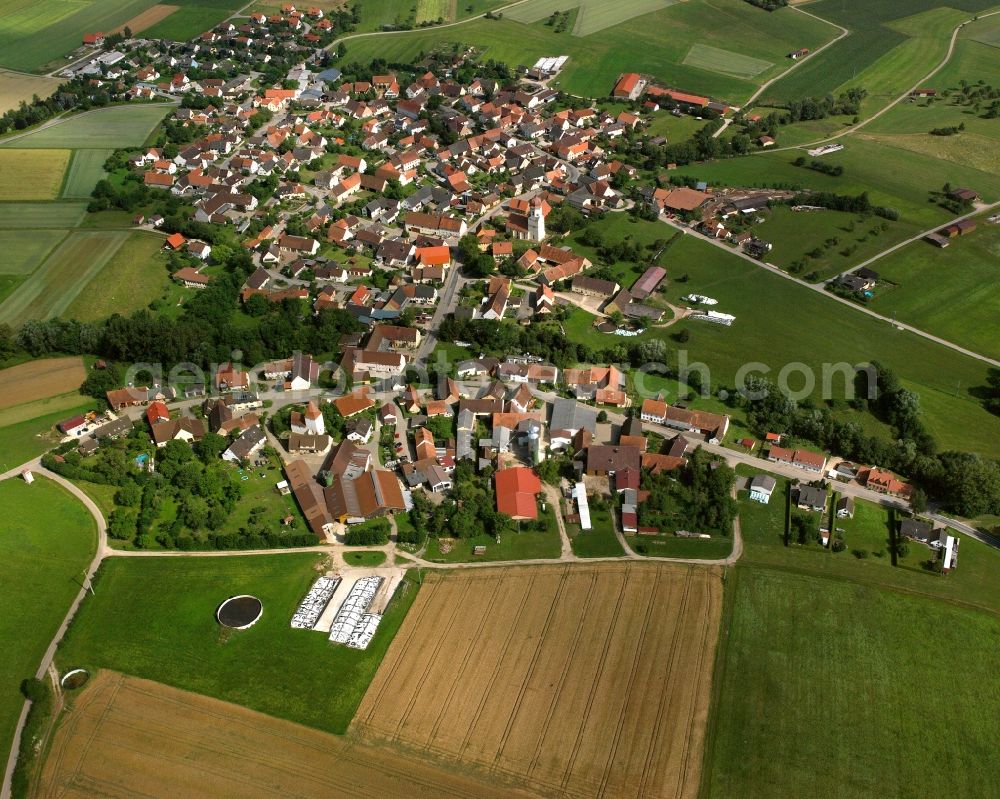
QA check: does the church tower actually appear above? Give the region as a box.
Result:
[527,197,545,241]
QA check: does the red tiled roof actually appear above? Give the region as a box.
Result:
[494,466,541,520]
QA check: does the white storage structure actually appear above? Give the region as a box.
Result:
[290,576,340,629]
[328,576,383,644]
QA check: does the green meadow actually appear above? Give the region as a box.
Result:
[565,215,1000,457]
[0,476,97,763]
[57,555,420,735]
[705,566,1000,797]
[760,0,1000,108]
[339,0,835,102]
[868,221,1000,362]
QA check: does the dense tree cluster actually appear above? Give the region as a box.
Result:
[403,461,536,543]
[43,435,314,549]
[740,369,1000,517]
[0,78,114,134]
[639,448,738,535]
[781,190,899,220]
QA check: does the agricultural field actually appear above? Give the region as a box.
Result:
[0,103,170,149]
[0,69,61,114]
[0,230,129,326]
[38,672,522,799]
[339,0,836,102]
[505,0,677,37]
[749,205,907,282]
[681,43,773,79]
[0,356,86,411]
[61,232,173,322]
[112,3,180,34]
[0,148,69,200]
[867,221,1000,362]
[0,201,87,229]
[566,216,1000,458]
[142,0,244,40]
[61,148,112,199]
[0,476,97,764]
[705,567,1000,797]
[0,398,94,466]
[0,0,245,72]
[414,0,450,25]
[354,562,721,799]
[56,554,419,735]
[759,0,999,109]
[349,0,508,31]
[0,230,66,277]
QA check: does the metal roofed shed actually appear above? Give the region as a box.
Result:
[572,482,592,530]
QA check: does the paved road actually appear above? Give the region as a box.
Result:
[739,6,850,110]
[765,9,1000,154]
[659,217,1000,369]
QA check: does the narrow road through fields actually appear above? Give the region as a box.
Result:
[658,216,1000,369]
[763,8,1000,153]
[0,466,106,799]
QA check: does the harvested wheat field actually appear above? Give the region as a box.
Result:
[112,4,180,35]
[0,356,85,410]
[39,671,533,799]
[354,562,723,799]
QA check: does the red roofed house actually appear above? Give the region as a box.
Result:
[82,32,105,46]
[494,466,541,520]
[164,232,186,250]
[416,245,451,267]
[146,401,170,426]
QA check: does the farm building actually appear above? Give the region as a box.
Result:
[612,72,646,101]
[494,466,541,520]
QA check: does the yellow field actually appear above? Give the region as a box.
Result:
[0,356,86,411]
[355,562,722,799]
[0,69,61,114]
[39,671,531,799]
[0,148,68,200]
[111,3,179,35]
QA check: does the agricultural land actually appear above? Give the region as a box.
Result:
[0,70,61,114]
[0,476,96,765]
[56,554,419,735]
[38,671,527,799]
[0,0,245,72]
[705,567,1000,798]
[354,563,721,799]
[338,0,837,102]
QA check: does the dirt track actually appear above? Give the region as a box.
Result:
[0,357,85,411]
[353,562,723,799]
[38,670,532,799]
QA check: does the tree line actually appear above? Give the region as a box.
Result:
[741,367,1000,517]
